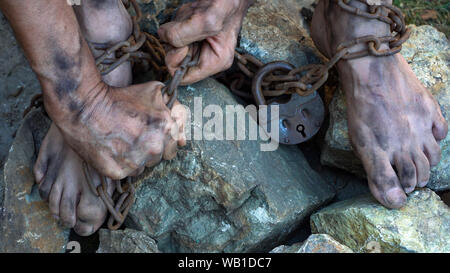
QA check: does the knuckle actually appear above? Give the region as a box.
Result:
[166,28,182,47]
[108,168,127,180]
[204,14,222,33]
[149,144,164,156]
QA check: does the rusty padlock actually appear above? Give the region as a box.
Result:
[252,61,325,145]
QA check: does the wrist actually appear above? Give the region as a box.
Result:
[40,39,106,126]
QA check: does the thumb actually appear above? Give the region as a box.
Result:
[165,46,189,77]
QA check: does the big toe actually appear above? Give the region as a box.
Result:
[74,203,107,236]
[73,191,108,236]
[73,219,98,237]
[363,153,407,209]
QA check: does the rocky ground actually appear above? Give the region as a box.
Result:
[0,0,449,253]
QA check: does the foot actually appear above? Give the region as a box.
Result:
[311,0,448,208]
[33,0,133,236]
[34,124,115,235]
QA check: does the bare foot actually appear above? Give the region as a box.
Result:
[34,0,133,236]
[311,0,448,208]
[34,124,114,235]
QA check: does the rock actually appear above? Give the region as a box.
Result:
[0,110,70,253]
[97,229,160,253]
[270,234,353,253]
[0,12,42,214]
[310,188,450,253]
[126,78,335,252]
[0,167,4,210]
[239,0,323,67]
[321,25,450,191]
[0,13,42,171]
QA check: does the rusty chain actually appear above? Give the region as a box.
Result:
[90,0,168,81]
[229,0,410,105]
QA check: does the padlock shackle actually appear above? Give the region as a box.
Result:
[251,61,295,106]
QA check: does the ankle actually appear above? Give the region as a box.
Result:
[312,0,392,58]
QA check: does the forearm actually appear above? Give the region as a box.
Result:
[0,0,103,125]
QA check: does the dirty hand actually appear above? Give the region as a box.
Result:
[158,0,253,85]
[54,81,188,180]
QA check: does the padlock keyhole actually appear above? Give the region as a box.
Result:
[296,124,306,138]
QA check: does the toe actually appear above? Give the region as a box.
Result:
[432,112,448,141]
[33,132,51,184]
[33,123,64,184]
[363,152,407,208]
[74,198,107,236]
[73,220,96,237]
[33,151,48,185]
[394,152,417,193]
[38,159,63,200]
[48,182,63,219]
[423,140,441,167]
[38,175,54,201]
[413,150,430,187]
[73,174,111,236]
[59,189,78,228]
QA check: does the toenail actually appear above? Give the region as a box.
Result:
[385,188,407,208]
[404,186,415,194]
[418,181,428,187]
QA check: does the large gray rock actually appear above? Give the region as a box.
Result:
[270,234,353,253]
[321,25,450,191]
[311,188,450,253]
[239,0,322,67]
[0,168,4,210]
[0,110,70,253]
[97,229,160,253]
[0,12,42,214]
[126,78,335,252]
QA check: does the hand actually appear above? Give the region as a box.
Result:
[55,81,188,179]
[0,0,187,180]
[158,0,253,85]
